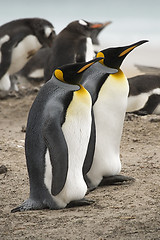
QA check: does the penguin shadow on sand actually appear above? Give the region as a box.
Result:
[0,17,56,98]
[127,64,160,115]
[11,57,117,212]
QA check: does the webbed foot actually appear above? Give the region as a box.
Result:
[66,198,94,208]
[11,197,59,212]
[99,175,135,186]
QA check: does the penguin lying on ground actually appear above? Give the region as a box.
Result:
[11,47,51,87]
[81,40,148,190]
[0,18,56,93]
[11,57,117,212]
[127,74,160,115]
[44,19,105,82]
[135,64,160,75]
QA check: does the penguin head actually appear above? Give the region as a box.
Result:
[54,57,104,85]
[96,40,148,69]
[90,21,112,45]
[66,19,107,37]
[29,18,56,47]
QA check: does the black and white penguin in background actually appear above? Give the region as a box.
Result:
[81,40,148,190]
[126,63,160,115]
[11,57,116,212]
[13,20,111,86]
[127,74,160,115]
[44,19,105,82]
[0,18,56,93]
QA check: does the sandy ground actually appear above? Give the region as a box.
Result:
[0,87,160,240]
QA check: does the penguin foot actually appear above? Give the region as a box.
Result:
[11,197,59,212]
[66,198,95,208]
[99,175,135,186]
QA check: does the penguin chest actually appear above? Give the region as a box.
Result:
[0,35,10,64]
[8,35,42,74]
[85,37,95,61]
[87,70,129,186]
[45,86,92,208]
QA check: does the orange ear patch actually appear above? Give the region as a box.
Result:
[54,69,64,81]
[96,52,105,64]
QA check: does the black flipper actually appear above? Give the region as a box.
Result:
[43,118,68,196]
[83,109,96,176]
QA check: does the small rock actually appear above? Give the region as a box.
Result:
[0,165,7,174]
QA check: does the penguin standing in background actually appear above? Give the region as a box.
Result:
[0,18,56,92]
[82,40,148,189]
[127,74,160,115]
[11,57,116,212]
[44,19,104,82]
[13,20,110,86]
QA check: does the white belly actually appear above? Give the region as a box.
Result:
[44,87,92,208]
[153,104,160,114]
[28,68,44,78]
[8,35,42,75]
[85,37,95,62]
[87,70,129,187]
[0,73,11,91]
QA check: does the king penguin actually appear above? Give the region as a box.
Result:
[0,18,56,92]
[44,19,103,82]
[11,57,116,212]
[81,40,148,189]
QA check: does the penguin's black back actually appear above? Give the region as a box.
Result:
[0,18,53,38]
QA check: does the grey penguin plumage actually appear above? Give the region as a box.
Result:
[44,19,103,82]
[82,40,148,189]
[127,74,160,115]
[11,57,116,212]
[0,18,55,92]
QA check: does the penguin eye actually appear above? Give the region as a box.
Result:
[54,69,64,82]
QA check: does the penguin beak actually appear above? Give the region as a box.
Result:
[77,57,104,73]
[90,21,112,29]
[119,40,149,57]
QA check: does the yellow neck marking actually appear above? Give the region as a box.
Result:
[74,84,91,103]
[110,69,127,83]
